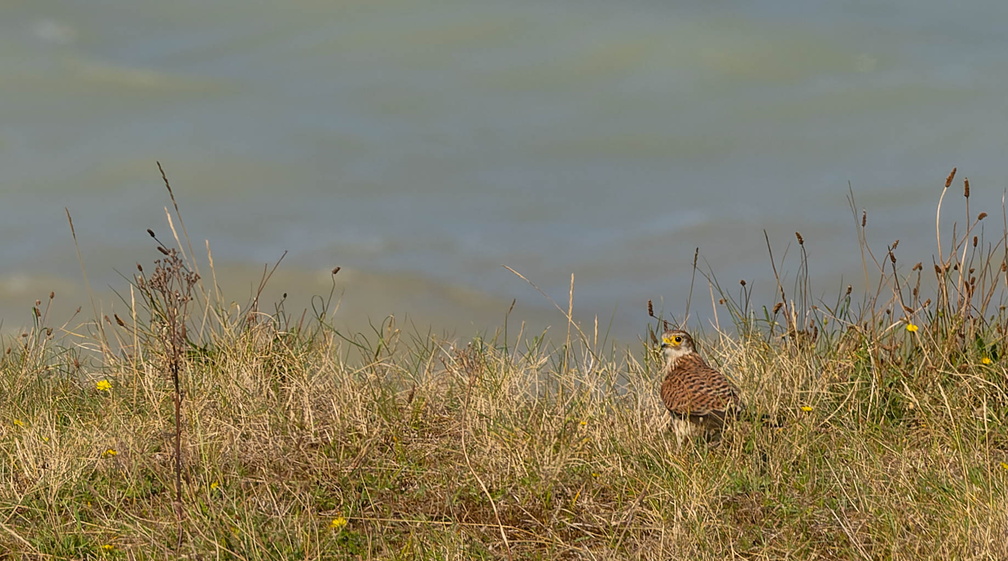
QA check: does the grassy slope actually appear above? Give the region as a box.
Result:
[1,170,1007,559]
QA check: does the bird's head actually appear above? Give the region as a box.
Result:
[660,330,696,365]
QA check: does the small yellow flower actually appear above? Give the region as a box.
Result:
[330,516,348,530]
[100,544,114,551]
[12,419,24,427]
[1000,462,1008,471]
[981,356,993,365]
[210,481,219,491]
[591,472,599,478]
[800,406,813,412]
[95,379,112,392]
[579,420,587,427]
[102,448,118,458]
[906,323,919,333]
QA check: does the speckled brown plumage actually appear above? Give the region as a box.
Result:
[659,329,742,443]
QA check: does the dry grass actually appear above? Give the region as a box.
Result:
[1,168,1007,559]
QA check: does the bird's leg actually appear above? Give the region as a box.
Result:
[670,417,693,447]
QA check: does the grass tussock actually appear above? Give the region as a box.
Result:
[2,167,1008,559]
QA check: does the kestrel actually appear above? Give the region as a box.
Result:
[659,329,743,444]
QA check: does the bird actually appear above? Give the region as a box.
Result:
[659,329,743,444]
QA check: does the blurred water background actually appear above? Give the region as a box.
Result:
[2,0,1008,342]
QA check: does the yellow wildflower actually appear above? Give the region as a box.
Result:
[906,323,919,333]
[800,406,813,412]
[1001,462,1008,471]
[210,481,220,491]
[981,357,993,365]
[12,419,24,427]
[330,516,348,530]
[95,379,112,392]
[100,544,114,551]
[102,448,118,458]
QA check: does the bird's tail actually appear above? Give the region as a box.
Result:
[739,409,783,428]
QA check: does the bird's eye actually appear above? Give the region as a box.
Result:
[674,336,682,343]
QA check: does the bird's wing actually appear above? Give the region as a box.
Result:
[661,353,742,417]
